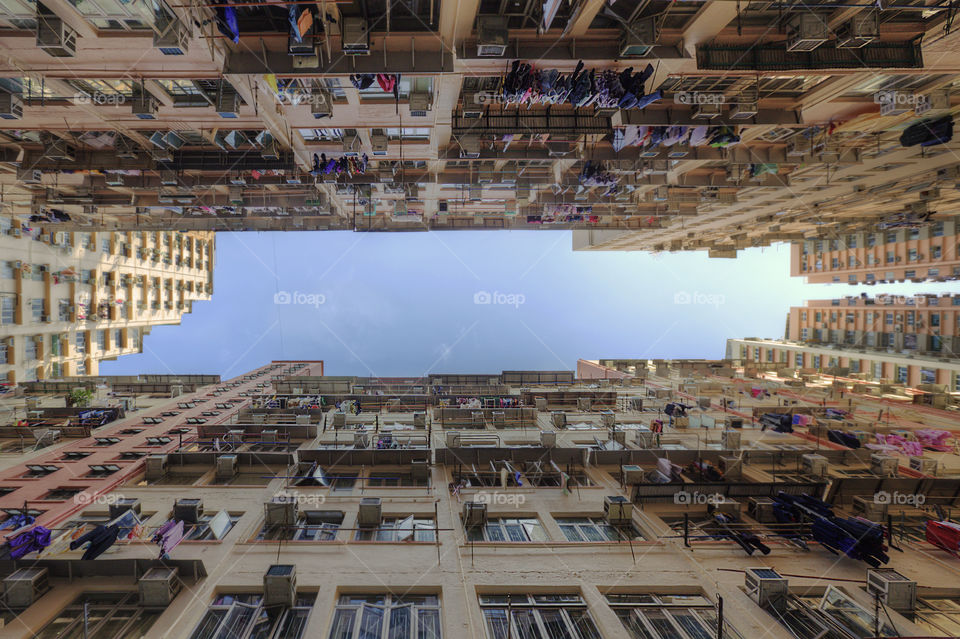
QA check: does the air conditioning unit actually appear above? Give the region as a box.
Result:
[215,454,238,478]
[370,129,388,155]
[409,92,430,117]
[866,569,916,612]
[3,568,49,608]
[263,565,296,607]
[413,412,426,428]
[835,11,878,48]
[7,228,22,239]
[0,92,23,120]
[745,567,788,612]
[577,397,592,411]
[461,92,485,118]
[463,501,487,527]
[800,453,828,477]
[539,430,556,447]
[477,16,508,57]
[354,431,369,448]
[131,93,159,120]
[45,139,76,161]
[311,87,332,118]
[341,17,370,55]
[173,498,203,524]
[108,497,141,521]
[635,429,655,448]
[265,496,297,526]
[622,464,644,484]
[550,412,567,429]
[160,170,178,186]
[332,413,346,428]
[870,453,898,477]
[547,141,571,157]
[342,130,361,156]
[719,456,742,480]
[458,134,481,158]
[260,140,279,160]
[36,13,77,57]
[722,430,741,450]
[692,103,722,120]
[852,495,887,521]
[600,411,615,428]
[357,497,382,526]
[154,15,189,55]
[411,459,429,482]
[216,91,240,118]
[747,497,776,523]
[145,454,168,480]
[17,168,41,184]
[619,17,657,57]
[139,566,181,607]
[445,431,460,448]
[786,14,829,52]
[909,456,936,476]
[730,90,759,120]
[603,495,632,524]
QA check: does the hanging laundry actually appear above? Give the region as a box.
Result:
[0,513,35,531]
[151,520,185,558]
[297,9,313,37]
[69,524,120,560]
[3,526,52,560]
[926,520,960,554]
[216,6,239,44]
[899,115,953,147]
[350,74,375,90]
[288,5,302,42]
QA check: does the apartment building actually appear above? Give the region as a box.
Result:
[727,336,960,390]
[0,360,957,638]
[0,217,214,384]
[791,218,960,284]
[0,0,955,250]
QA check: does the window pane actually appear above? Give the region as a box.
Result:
[513,609,544,639]
[388,605,411,639]
[418,609,441,639]
[483,609,510,639]
[540,609,573,639]
[359,606,385,639]
[328,610,356,639]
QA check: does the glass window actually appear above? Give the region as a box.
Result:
[328,594,441,639]
[258,510,343,541]
[466,517,547,542]
[480,594,600,639]
[556,517,645,542]
[606,593,743,639]
[184,511,239,541]
[355,516,436,542]
[0,293,13,325]
[189,593,315,639]
[34,592,163,639]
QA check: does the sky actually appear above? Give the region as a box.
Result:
[100,231,960,379]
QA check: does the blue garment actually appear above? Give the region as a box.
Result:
[0,514,34,531]
[217,7,239,44]
[70,524,119,560]
[8,526,51,559]
[288,5,302,42]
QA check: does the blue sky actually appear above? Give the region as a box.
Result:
[101,231,959,378]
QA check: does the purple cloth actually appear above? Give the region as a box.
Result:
[8,526,52,559]
[159,521,185,557]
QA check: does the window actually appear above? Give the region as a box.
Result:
[34,592,162,638]
[62,451,92,461]
[355,516,436,541]
[933,246,942,259]
[184,511,239,541]
[40,487,85,501]
[366,472,429,487]
[607,593,742,639]
[796,587,896,638]
[258,510,343,541]
[75,331,86,354]
[0,293,14,325]
[23,465,60,478]
[58,298,71,321]
[896,366,908,383]
[87,464,121,477]
[0,342,7,365]
[556,517,644,541]
[480,594,600,639]
[97,330,106,350]
[24,337,37,361]
[189,593,315,639]
[466,517,546,542]
[31,298,43,322]
[328,594,441,639]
